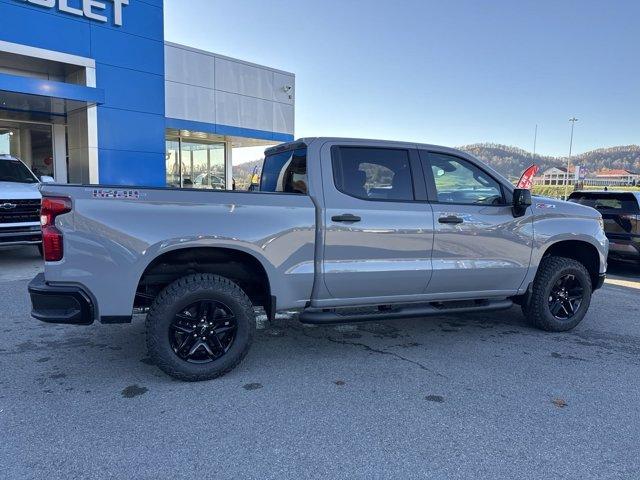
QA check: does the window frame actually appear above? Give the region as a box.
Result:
[330,145,427,203]
[165,135,226,190]
[259,147,309,195]
[420,150,509,207]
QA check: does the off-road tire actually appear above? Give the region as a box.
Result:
[522,256,592,332]
[146,273,255,381]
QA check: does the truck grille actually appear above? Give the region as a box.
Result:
[0,199,41,224]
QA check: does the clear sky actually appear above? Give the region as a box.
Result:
[164,0,639,159]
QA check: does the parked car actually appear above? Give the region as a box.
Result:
[568,190,640,264]
[0,154,53,254]
[28,138,608,381]
[193,173,226,190]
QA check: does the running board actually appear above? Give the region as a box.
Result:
[298,299,514,325]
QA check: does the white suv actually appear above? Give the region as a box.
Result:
[0,154,54,253]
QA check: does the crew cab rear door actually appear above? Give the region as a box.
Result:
[319,141,434,301]
[419,150,533,296]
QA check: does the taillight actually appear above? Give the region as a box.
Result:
[41,196,71,262]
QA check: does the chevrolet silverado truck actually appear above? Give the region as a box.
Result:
[0,154,54,253]
[28,138,608,381]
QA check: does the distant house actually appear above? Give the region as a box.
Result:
[534,167,639,187]
[589,169,639,186]
[535,167,578,186]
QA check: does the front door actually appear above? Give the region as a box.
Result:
[321,143,434,300]
[420,151,533,297]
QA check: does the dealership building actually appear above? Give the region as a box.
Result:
[0,0,295,188]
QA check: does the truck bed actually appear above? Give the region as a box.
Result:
[40,184,317,319]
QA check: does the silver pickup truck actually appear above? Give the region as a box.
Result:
[0,154,54,253]
[29,138,608,381]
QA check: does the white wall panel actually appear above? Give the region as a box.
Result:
[165,45,215,89]
[238,95,274,132]
[165,81,216,124]
[273,103,295,135]
[216,91,273,132]
[273,72,295,105]
[215,57,274,101]
[165,43,295,137]
[214,90,240,128]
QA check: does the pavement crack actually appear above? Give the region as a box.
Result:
[325,336,447,378]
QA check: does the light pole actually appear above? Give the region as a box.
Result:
[533,124,538,159]
[564,117,578,199]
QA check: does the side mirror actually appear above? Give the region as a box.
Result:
[40,175,55,183]
[512,188,532,217]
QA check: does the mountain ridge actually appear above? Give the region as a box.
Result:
[458,144,640,178]
[232,144,640,181]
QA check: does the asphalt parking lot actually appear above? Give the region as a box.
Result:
[1,246,639,479]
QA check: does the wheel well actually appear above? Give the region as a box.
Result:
[543,240,600,287]
[135,247,272,315]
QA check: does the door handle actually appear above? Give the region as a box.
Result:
[438,215,464,224]
[332,214,361,223]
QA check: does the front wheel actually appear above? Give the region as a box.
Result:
[522,256,592,332]
[146,273,255,381]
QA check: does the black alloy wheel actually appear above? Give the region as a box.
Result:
[547,273,585,320]
[169,300,238,363]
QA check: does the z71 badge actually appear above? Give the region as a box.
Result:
[536,203,557,209]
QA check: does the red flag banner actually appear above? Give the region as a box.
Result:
[517,164,540,190]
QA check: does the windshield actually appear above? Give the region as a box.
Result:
[0,159,38,184]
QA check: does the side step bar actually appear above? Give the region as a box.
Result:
[299,299,514,325]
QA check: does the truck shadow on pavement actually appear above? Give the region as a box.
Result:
[3,281,638,399]
[3,306,616,389]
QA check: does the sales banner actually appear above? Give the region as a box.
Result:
[516,164,540,190]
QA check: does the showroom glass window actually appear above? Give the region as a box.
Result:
[332,147,415,201]
[165,137,225,189]
[0,122,54,180]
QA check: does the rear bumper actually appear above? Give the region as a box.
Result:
[28,273,95,325]
[608,237,640,260]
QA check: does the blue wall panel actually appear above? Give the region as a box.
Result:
[97,107,166,153]
[96,64,164,115]
[0,0,166,186]
[166,117,295,143]
[98,149,166,186]
[90,27,165,75]
[92,1,164,41]
[0,1,91,57]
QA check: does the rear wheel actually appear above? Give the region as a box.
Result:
[522,256,592,332]
[146,273,255,381]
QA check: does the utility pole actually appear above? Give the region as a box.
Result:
[533,124,538,159]
[564,117,578,199]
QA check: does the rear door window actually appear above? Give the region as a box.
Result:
[331,147,415,201]
[259,148,308,194]
[568,193,640,213]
